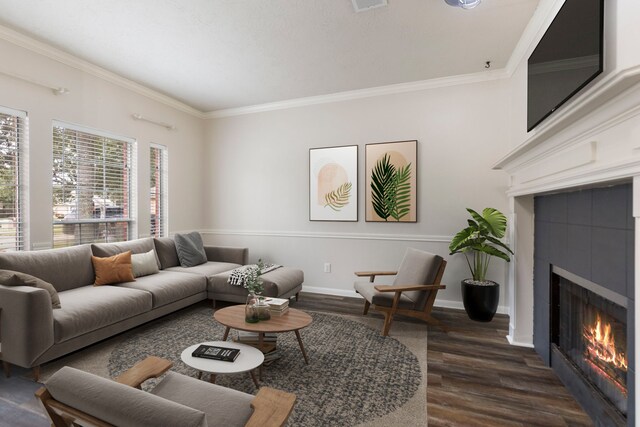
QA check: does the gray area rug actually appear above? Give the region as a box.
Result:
[40,303,427,426]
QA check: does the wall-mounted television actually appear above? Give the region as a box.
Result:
[527,0,604,132]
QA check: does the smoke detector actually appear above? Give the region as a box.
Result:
[352,0,388,13]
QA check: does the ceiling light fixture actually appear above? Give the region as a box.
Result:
[444,0,481,10]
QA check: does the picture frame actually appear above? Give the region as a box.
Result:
[309,145,358,222]
[365,140,417,222]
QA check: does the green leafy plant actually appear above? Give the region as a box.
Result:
[324,182,352,211]
[371,153,412,221]
[244,259,265,294]
[448,208,514,282]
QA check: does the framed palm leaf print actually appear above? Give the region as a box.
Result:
[309,145,358,221]
[365,140,417,222]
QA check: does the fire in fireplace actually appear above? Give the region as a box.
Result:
[583,312,628,396]
[551,268,628,421]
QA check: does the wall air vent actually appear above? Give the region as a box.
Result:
[352,0,388,13]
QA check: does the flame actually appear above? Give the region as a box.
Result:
[583,314,628,371]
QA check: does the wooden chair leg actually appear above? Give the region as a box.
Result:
[382,312,393,336]
[363,300,371,315]
[2,360,10,378]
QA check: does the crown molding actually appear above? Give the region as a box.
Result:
[0,25,206,119]
[205,68,509,119]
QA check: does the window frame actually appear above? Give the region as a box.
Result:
[52,120,136,247]
[0,105,28,251]
[149,143,168,238]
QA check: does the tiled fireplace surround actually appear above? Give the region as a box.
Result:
[494,65,640,424]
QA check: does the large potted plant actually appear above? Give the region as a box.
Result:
[449,208,513,322]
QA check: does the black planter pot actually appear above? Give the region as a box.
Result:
[461,279,500,322]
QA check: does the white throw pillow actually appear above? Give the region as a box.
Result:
[131,249,160,277]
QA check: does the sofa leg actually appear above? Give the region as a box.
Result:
[2,360,10,378]
[212,299,217,309]
[32,365,40,382]
[295,292,300,302]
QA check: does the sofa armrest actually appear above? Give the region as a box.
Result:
[0,285,54,368]
[204,246,248,265]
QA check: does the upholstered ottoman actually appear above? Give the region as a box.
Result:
[208,267,304,305]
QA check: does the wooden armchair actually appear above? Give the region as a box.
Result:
[35,356,296,427]
[354,248,447,336]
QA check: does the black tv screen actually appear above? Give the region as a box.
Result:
[527,0,604,132]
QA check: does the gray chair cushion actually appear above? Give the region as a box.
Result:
[151,371,253,427]
[154,237,181,269]
[53,286,152,342]
[46,367,207,427]
[354,281,416,310]
[0,244,94,292]
[174,232,207,267]
[117,270,206,308]
[92,238,161,270]
[393,248,443,310]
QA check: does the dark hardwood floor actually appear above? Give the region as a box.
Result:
[0,293,592,426]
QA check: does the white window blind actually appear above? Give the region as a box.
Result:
[0,106,27,251]
[52,121,134,247]
[150,144,168,238]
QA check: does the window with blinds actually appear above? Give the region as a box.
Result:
[150,144,168,237]
[52,121,134,247]
[0,107,27,251]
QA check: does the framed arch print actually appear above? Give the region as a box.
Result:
[309,145,358,221]
[365,140,417,222]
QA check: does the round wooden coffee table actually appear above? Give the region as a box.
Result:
[180,341,264,387]
[213,305,313,364]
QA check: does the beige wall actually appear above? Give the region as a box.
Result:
[204,79,513,309]
[0,38,206,247]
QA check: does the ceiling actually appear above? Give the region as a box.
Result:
[0,0,539,113]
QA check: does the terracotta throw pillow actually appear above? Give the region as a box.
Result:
[0,269,61,309]
[92,251,135,286]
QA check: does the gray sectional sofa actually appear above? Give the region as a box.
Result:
[0,236,303,375]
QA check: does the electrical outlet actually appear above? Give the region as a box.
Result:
[324,263,331,273]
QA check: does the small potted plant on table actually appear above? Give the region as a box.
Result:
[449,208,513,322]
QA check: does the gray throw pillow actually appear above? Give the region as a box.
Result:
[131,249,160,277]
[0,269,61,309]
[174,232,207,267]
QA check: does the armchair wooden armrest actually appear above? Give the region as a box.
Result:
[374,284,446,293]
[246,387,296,427]
[114,356,173,388]
[355,271,397,283]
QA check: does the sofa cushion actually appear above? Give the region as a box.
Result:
[53,285,152,342]
[117,271,206,308]
[174,232,207,267]
[209,267,304,298]
[165,262,242,278]
[0,269,61,309]
[46,367,207,427]
[92,251,135,286]
[154,237,181,269]
[0,244,94,292]
[151,371,253,426]
[92,238,161,270]
[132,250,160,278]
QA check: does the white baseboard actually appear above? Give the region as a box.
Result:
[301,286,508,315]
[506,334,534,348]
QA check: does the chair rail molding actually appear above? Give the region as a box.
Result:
[199,229,454,243]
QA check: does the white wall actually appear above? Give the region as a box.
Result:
[204,79,513,309]
[0,38,206,246]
